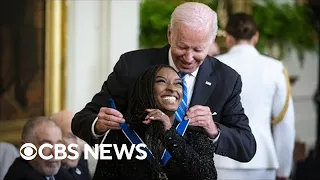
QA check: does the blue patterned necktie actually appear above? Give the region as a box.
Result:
[175,72,188,122]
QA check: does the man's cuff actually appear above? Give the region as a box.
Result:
[209,128,220,143]
[91,117,105,138]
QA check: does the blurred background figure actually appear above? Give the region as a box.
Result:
[51,110,91,180]
[0,142,19,180]
[4,116,72,180]
[214,13,295,180]
[208,41,221,56]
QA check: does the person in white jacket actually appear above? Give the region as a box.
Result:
[215,12,295,180]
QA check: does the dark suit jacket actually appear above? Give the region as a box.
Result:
[65,153,91,180]
[4,157,73,180]
[93,127,217,180]
[71,45,256,162]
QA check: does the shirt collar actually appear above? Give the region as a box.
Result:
[228,44,260,55]
[168,48,199,77]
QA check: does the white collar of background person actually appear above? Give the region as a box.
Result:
[46,176,55,180]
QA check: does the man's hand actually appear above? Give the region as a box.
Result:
[276,177,289,180]
[95,107,125,134]
[186,105,219,138]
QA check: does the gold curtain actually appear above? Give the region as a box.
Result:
[0,0,67,146]
[231,0,252,14]
[45,0,67,115]
[216,0,252,37]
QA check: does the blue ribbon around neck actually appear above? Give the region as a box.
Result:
[108,98,189,166]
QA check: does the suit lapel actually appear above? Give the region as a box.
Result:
[190,57,217,107]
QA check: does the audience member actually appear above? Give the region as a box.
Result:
[0,142,19,180]
[215,12,295,180]
[51,110,91,180]
[4,116,72,180]
[208,41,220,56]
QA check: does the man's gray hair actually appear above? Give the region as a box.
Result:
[21,116,59,142]
[170,2,218,41]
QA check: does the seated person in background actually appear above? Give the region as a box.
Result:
[93,64,217,180]
[0,142,19,180]
[51,110,91,180]
[207,41,220,57]
[4,116,72,180]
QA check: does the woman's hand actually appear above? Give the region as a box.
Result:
[143,109,172,131]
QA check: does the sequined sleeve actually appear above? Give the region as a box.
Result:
[162,127,218,180]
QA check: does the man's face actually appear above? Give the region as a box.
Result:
[61,130,81,168]
[30,123,62,177]
[55,111,82,168]
[168,23,213,74]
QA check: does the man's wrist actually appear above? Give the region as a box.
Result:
[91,117,105,138]
[209,128,220,143]
[94,126,105,136]
[276,177,289,180]
[208,129,219,139]
[208,122,220,139]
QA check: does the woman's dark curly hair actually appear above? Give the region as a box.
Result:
[125,64,180,180]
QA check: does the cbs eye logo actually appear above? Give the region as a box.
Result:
[20,143,37,160]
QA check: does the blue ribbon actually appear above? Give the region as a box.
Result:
[108,98,153,161]
[108,98,189,166]
[160,119,189,166]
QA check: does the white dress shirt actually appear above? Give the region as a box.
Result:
[168,48,198,108]
[168,48,220,142]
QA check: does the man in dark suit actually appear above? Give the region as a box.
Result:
[4,116,73,180]
[4,157,72,180]
[51,110,91,180]
[71,1,256,165]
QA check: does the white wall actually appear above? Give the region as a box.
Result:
[66,0,140,113]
